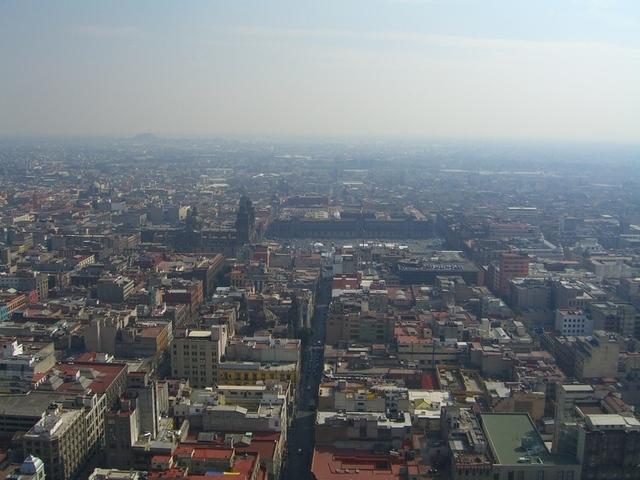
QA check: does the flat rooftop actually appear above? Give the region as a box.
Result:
[312,447,408,480]
[0,391,55,417]
[187,330,212,338]
[561,384,594,393]
[585,414,640,430]
[481,413,577,467]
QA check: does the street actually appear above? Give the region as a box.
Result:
[281,280,330,480]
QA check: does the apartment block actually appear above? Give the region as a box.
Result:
[22,406,87,480]
[171,326,227,388]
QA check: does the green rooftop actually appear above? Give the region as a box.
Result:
[480,413,577,466]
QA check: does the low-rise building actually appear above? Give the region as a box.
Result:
[0,339,56,394]
[218,361,298,387]
[225,336,301,365]
[0,272,48,303]
[325,309,395,346]
[0,291,27,320]
[589,301,638,337]
[315,411,412,451]
[88,468,145,480]
[312,447,421,480]
[555,410,640,480]
[117,321,172,359]
[555,309,593,337]
[172,382,290,436]
[97,276,135,304]
[543,330,620,380]
[4,455,46,480]
[480,413,581,480]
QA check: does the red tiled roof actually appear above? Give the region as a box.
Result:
[173,445,196,457]
[178,454,258,480]
[151,455,171,463]
[236,437,278,463]
[73,352,99,362]
[311,447,407,480]
[191,448,233,460]
[148,468,186,479]
[46,361,126,394]
[421,372,438,389]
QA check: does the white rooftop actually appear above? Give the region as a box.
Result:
[586,414,640,430]
[187,330,212,338]
[562,384,594,393]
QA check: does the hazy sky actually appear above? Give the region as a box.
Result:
[1,0,639,142]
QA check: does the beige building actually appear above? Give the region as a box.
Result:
[325,310,395,346]
[544,330,620,380]
[486,382,546,423]
[171,326,227,387]
[225,336,301,365]
[318,380,413,416]
[33,362,128,457]
[173,383,289,437]
[217,382,291,411]
[589,301,638,337]
[396,338,461,368]
[573,331,620,379]
[89,469,145,480]
[22,406,87,480]
[84,310,133,355]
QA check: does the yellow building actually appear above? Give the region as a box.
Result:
[218,361,297,386]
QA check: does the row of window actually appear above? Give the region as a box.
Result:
[505,471,575,480]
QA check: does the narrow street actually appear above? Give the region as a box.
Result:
[281,279,330,480]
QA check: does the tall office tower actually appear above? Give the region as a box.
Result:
[235,195,256,244]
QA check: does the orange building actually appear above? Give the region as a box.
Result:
[498,252,529,295]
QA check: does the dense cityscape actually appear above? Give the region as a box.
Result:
[0,138,638,480]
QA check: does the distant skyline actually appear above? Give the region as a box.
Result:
[1,0,639,143]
